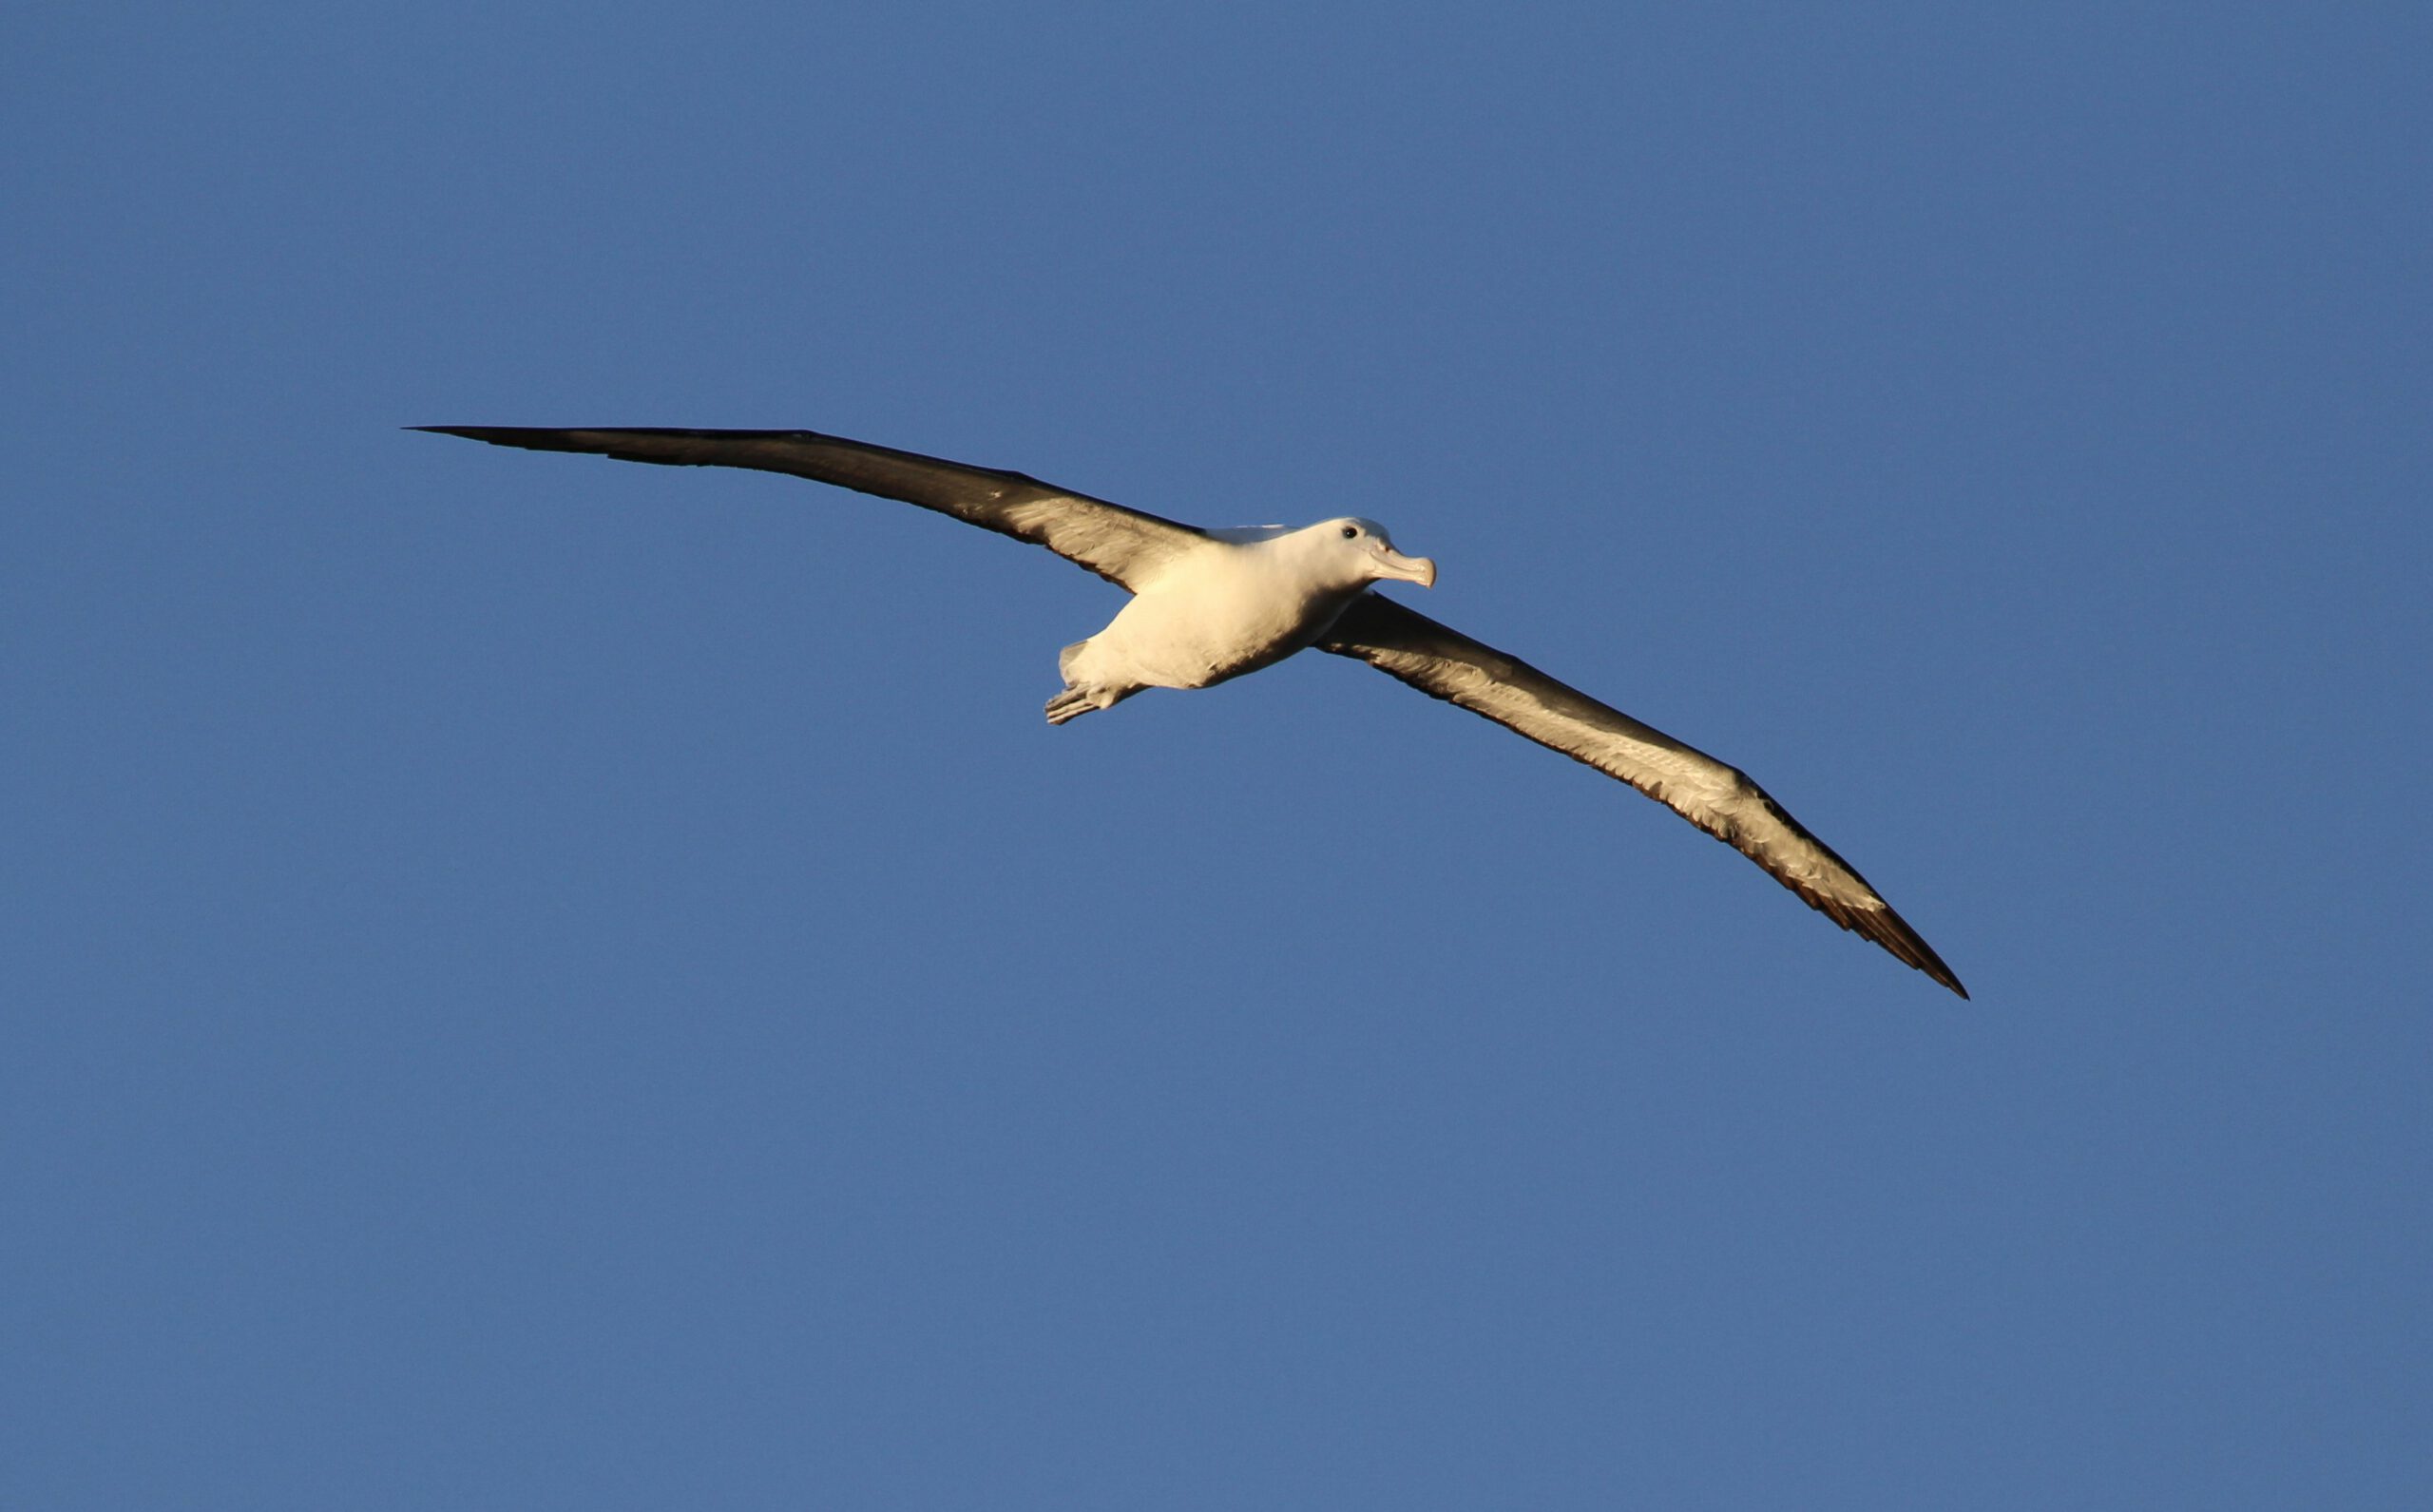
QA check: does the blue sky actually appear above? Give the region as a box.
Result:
[6,3,2427,1506]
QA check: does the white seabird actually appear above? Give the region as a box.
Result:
[416,425,1966,997]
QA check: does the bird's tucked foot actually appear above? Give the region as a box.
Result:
[1044,686,1100,725]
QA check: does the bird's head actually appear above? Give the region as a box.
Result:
[1307,517,1436,591]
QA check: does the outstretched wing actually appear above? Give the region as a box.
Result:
[1319,593,1965,997]
[412,426,1212,591]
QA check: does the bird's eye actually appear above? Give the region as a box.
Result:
[1341,525,1358,539]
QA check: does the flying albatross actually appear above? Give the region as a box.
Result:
[415,425,1966,997]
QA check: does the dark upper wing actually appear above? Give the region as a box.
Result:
[1319,593,1965,998]
[412,427,1212,591]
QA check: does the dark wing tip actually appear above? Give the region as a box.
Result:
[410,425,593,447]
[1850,902,1968,999]
[405,425,815,469]
[409,425,544,447]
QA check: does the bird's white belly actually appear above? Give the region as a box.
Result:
[1087,559,1354,690]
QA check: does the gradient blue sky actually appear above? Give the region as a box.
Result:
[7,4,2428,1507]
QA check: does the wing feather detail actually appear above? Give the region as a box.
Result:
[412,426,1209,591]
[1320,593,1966,997]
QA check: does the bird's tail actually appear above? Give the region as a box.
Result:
[1045,640,1100,724]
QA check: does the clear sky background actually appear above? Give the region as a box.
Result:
[6,4,2427,1507]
